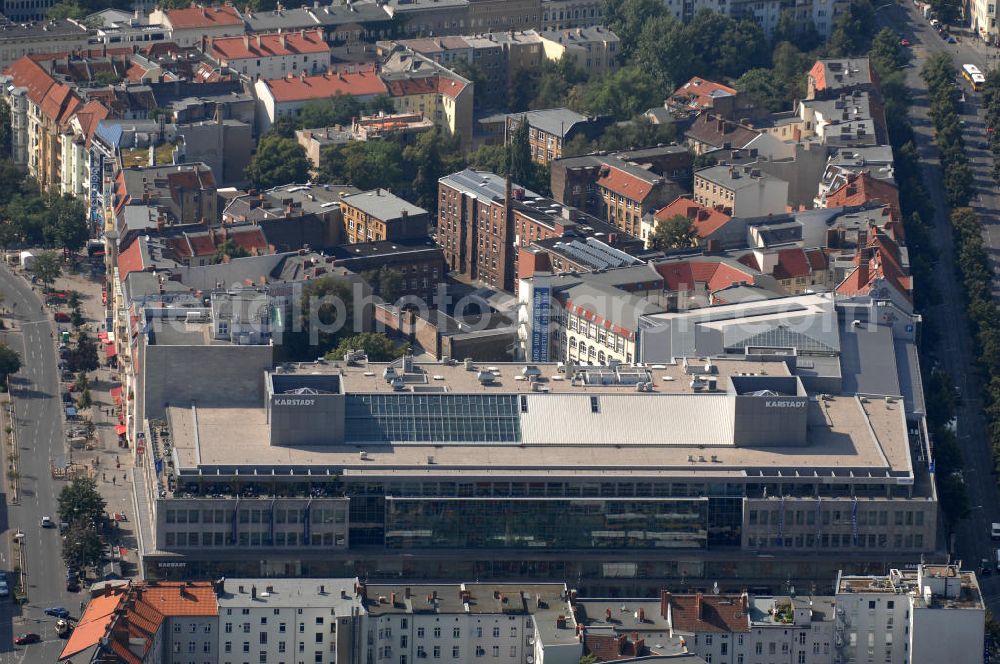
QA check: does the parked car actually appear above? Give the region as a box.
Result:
[991,522,1000,539]
[14,634,40,645]
[54,312,70,323]
[44,607,69,619]
[40,516,53,528]
[0,580,9,598]
[899,38,911,46]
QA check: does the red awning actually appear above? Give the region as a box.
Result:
[98,332,108,342]
[114,424,127,435]
[105,344,117,358]
[110,386,122,402]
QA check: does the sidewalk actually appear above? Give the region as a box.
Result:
[50,267,140,578]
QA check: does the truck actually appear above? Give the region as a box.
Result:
[55,619,70,638]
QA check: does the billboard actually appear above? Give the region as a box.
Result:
[530,285,550,362]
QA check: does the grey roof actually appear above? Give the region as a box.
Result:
[508,107,590,138]
[556,280,664,331]
[538,25,620,46]
[340,189,427,222]
[576,264,662,289]
[216,578,365,611]
[829,145,894,167]
[224,183,360,221]
[814,58,873,90]
[439,169,539,201]
[0,18,87,39]
[696,164,787,191]
[242,0,389,31]
[383,0,469,14]
[542,236,642,271]
[712,284,783,304]
[839,317,900,398]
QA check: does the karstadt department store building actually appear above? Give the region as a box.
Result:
[134,355,936,593]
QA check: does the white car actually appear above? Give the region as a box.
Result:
[991,522,1000,540]
[40,516,53,529]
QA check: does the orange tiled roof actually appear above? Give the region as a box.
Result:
[825,172,900,220]
[164,4,243,29]
[597,165,656,202]
[655,196,732,238]
[264,67,387,103]
[670,76,737,111]
[211,29,329,60]
[59,589,127,660]
[117,239,145,278]
[74,100,110,148]
[138,582,218,616]
[668,593,751,633]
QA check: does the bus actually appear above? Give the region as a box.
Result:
[963,64,986,91]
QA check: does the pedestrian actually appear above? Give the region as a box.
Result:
[102,472,106,482]
[112,476,116,485]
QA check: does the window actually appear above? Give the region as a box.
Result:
[418,628,425,638]
[452,647,460,658]
[280,623,286,633]
[434,628,441,638]
[401,619,408,629]
[509,647,517,657]
[453,627,460,638]
[433,646,441,658]
[260,633,267,645]
[492,627,500,638]
[492,646,499,658]
[225,642,232,653]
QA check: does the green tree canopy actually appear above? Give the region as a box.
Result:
[651,214,698,250]
[328,332,405,362]
[43,193,88,252]
[58,477,106,528]
[29,251,61,288]
[245,134,310,190]
[62,523,103,572]
[212,238,251,264]
[570,65,661,120]
[298,276,356,354]
[0,344,21,385]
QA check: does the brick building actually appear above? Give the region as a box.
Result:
[339,189,429,244]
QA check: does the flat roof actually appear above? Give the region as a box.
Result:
[341,189,427,221]
[164,358,913,481]
[216,578,364,612]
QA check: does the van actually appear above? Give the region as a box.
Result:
[995,548,1000,572]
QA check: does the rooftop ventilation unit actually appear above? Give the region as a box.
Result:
[477,371,496,385]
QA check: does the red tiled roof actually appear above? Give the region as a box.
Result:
[210,29,329,60]
[655,258,759,292]
[264,67,387,103]
[230,227,268,253]
[597,166,656,202]
[117,239,145,278]
[836,230,911,301]
[163,4,243,29]
[668,594,751,633]
[685,112,759,150]
[139,583,218,616]
[385,76,437,97]
[806,248,828,270]
[2,57,82,125]
[825,172,900,220]
[125,62,149,82]
[437,76,467,98]
[583,633,648,661]
[39,82,81,128]
[670,76,737,111]
[74,100,110,148]
[655,196,732,238]
[773,248,811,280]
[736,253,760,272]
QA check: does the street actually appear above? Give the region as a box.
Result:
[879,1,1000,611]
[0,263,81,663]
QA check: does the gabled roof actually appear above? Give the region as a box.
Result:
[685,112,759,150]
[262,67,387,103]
[667,594,751,633]
[836,229,911,301]
[825,172,901,220]
[596,165,660,202]
[655,257,760,292]
[669,76,737,111]
[772,248,811,280]
[162,4,243,29]
[2,57,84,126]
[117,238,146,278]
[210,29,329,60]
[655,196,732,238]
[59,589,127,660]
[73,100,110,148]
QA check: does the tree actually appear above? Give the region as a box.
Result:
[298,275,356,353]
[44,193,88,253]
[507,67,541,113]
[0,344,21,386]
[29,251,61,289]
[736,68,787,113]
[651,214,697,250]
[603,0,668,59]
[67,332,99,373]
[507,118,534,189]
[449,60,489,109]
[77,387,92,409]
[0,100,11,160]
[328,332,404,362]
[468,144,508,174]
[580,655,599,664]
[298,93,362,129]
[402,129,464,211]
[47,0,85,19]
[245,134,310,189]
[58,477,106,528]
[870,27,909,73]
[365,94,396,116]
[212,239,251,264]
[570,65,661,120]
[827,0,876,56]
[377,269,404,303]
[62,524,103,572]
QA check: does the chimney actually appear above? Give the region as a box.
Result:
[741,592,749,612]
[256,34,262,48]
[660,591,671,618]
[695,592,703,621]
[251,585,257,599]
[390,592,397,605]
[243,35,248,49]
[617,634,627,655]
[717,118,724,133]
[605,607,612,621]
[405,587,411,599]
[638,607,645,622]
[280,33,287,49]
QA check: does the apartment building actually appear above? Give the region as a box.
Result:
[685,112,761,155]
[206,29,331,79]
[438,169,623,292]
[113,163,218,226]
[149,4,245,47]
[596,161,682,237]
[693,165,789,217]
[643,196,734,249]
[254,66,388,133]
[467,0,541,31]
[806,58,876,100]
[217,578,365,664]
[0,18,89,70]
[834,565,985,664]
[241,0,392,43]
[540,0,605,29]
[339,189,429,244]
[538,26,618,75]
[506,108,609,164]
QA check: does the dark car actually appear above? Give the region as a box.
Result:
[44,607,69,619]
[54,312,70,323]
[65,578,80,592]
[14,633,40,645]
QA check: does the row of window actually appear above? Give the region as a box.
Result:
[164,531,346,548]
[748,508,926,527]
[747,532,925,549]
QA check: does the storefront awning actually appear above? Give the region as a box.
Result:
[114,424,127,435]
[110,386,122,402]
[105,344,117,359]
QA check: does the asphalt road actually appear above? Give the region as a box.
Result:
[0,264,79,663]
[880,1,1000,611]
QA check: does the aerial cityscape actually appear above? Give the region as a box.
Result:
[0,0,993,661]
